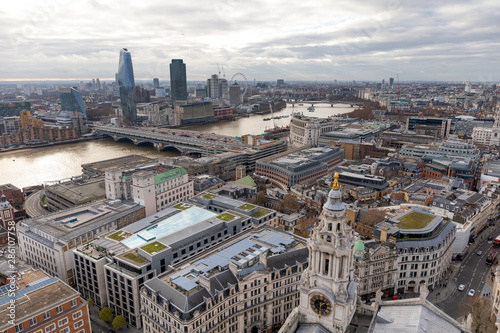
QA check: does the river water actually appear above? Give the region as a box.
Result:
[188,103,354,136]
[0,103,353,189]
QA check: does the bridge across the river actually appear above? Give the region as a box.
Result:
[94,126,249,155]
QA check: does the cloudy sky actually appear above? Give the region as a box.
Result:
[1,0,499,82]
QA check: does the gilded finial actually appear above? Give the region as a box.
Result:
[332,172,339,190]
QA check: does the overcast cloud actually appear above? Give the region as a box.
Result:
[1,0,499,82]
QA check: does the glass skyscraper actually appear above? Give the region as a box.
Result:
[169,59,187,102]
[59,87,87,118]
[117,48,137,124]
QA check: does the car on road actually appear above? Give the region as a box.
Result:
[468,289,475,296]
[458,284,465,291]
[477,250,483,256]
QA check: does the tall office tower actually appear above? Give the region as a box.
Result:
[153,77,160,88]
[207,74,220,98]
[219,78,228,98]
[229,83,241,105]
[169,59,188,102]
[59,87,87,118]
[96,78,101,90]
[389,77,394,87]
[382,79,385,85]
[117,48,137,124]
[92,78,96,90]
[376,82,382,91]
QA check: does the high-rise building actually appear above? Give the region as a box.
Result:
[389,77,394,87]
[169,59,188,102]
[153,77,160,88]
[117,48,137,124]
[59,87,87,118]
[229,83,241,105]
[96,78,101,90]
[207,74,220,98]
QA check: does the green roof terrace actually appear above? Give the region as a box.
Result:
[141,241,167,254]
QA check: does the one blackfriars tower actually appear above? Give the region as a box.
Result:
[117,48,137,125]
[170,59,187,102]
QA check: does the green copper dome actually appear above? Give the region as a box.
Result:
[354,237,365,251]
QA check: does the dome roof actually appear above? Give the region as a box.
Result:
[354,237,365,251]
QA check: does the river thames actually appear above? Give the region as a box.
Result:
[0,103,353,189]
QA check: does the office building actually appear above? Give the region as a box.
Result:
[169,59,188,102]
[229,83,241,105]
[0,269,91,333]
[74,197,279,329]
[17,199,145,285]
[59,87,87,118]
[0,101,31,117]
[389,77,394,87]
[353,240,398,301]
[117,48,137,124]
[256,146,344,190]
[45,177,106,211]
[289,116,337,148]
[372,208,455,293]
[175,101,215,125]
[153,77,160,88]
[140,226,308,333]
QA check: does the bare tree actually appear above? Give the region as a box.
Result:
[256,191,267,206]
[460,295,496,333]
[277,194,302,214]
[294,216,318,238]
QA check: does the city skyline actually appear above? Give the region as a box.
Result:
[1,1,499,82]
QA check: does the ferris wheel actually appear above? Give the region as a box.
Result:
[230,73,248,97]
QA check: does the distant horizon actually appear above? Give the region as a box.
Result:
[0,78,497,85]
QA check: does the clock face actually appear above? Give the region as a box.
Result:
[310,294,332,315]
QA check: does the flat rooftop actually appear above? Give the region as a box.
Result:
[121,205,217,249]
[45,176,105,203]
[19,199,141,242]
[162,228,303,292]
[81,155,157,175]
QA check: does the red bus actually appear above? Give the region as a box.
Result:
[486,250,497,265]
[493,236,500,248]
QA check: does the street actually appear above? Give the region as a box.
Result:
[435,224,500,319]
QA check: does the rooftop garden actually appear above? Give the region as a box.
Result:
[237,203,256,211]
[253,208,270,218]
[397,211,435,229]
[202,193,217,200]
[217,213,236,221]
[174,203,191,210]
[108,231,132,241]
[125,252,146,264]
[141,241,167,254]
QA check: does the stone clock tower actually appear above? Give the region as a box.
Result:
[279,173,358,333]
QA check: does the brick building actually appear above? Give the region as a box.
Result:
[0,269,91,333]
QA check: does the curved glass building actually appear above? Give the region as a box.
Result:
[117,48,137,124]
